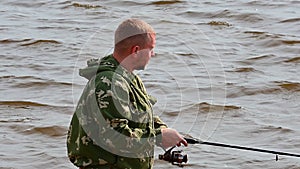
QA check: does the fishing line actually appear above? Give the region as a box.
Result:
[159,137,300,167]
[184,137,300,160]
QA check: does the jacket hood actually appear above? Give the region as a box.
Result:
[79,55,119,80]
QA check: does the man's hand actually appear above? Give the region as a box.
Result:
[161,128,188,149]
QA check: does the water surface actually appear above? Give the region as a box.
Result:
[1,0,300,168]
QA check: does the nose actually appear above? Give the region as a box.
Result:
[151,50,155,57]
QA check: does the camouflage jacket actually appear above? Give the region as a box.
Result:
[67,55,167,169]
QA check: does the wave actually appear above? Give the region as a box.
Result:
[0,75,74,88]
[244,31,283,39]
[251,125,293,134]
[227,86,279,98]
[244,31,266,35]
[274,81,300,91]
[68,1,177,9]
[280,18,300,23]
[164,102,241,116]
[23,125,68,137]
[0,101,50,107]
[208,21,231,26]
[98,1,144,7]
[227,67,257,73]
[71,2,104,9]
[284,56,300,63]
[179,10,208,19]
[227,81,300,98]
[0,75,46,81]
[149,0,184,5]
[244,31,300,47]
[212,9,263,22]
[246,54,275,61]
[5,1,46,8]
[20,39,61,46]
[197,102,241,112]
[180,9,263,23]
[0,100,75,109]
[237,54,276,65]
[175,52,196,57]
[0,100,73,109]
[0,117,33,123]
[281,40,300,45]
[12,80,73,88]
[0,38,31,44]
[182,102,241,113]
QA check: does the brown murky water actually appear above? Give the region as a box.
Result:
[1,0,300,168]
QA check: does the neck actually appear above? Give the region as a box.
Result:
[113,51,134,73]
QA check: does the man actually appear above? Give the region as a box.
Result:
[67,18,187,169]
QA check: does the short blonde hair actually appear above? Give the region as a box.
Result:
[114,19,155,48]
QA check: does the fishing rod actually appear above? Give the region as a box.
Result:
[159,137,300,167]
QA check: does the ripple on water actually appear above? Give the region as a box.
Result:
[22,125,68,137]
[20,39,61,46]
[284,56,300,63]
[274,81,300,92]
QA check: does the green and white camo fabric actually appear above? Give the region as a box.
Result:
[67,55,167,169]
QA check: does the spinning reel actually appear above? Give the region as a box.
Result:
[158,146,188,167]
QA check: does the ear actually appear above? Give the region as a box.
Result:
[131,45,140,55]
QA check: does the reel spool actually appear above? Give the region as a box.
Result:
[159,146,188,167]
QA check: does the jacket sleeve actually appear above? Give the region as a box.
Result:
[92,72,160,155]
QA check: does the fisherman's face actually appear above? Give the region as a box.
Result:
[135,34,156,70]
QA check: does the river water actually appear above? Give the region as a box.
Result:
[1,0,300,168]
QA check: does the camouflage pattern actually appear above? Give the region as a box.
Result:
[67,55,167,169]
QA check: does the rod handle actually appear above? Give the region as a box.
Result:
[184,137,201,144]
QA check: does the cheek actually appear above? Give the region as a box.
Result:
[137,49,152,63]
[146,51,152,60]
[139,50,151,59]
